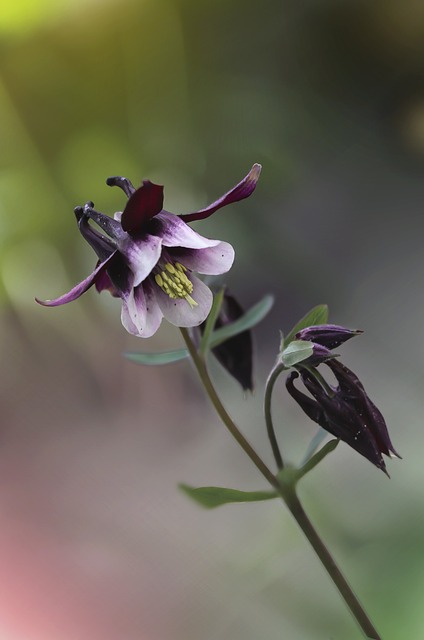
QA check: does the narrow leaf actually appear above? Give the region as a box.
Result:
[281,340,314,367]
[179,484,278,509]
[209,294,274,348]
[297,439,339,480]
[125,349,189,365]
[300,427,330,466]
[285,304,329,346]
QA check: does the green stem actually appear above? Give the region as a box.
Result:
[180,328,278,489]
[181,327,382,639]
[264,362,286,469]
[283,487,382,640]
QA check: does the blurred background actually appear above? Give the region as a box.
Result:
[0,0,423,638]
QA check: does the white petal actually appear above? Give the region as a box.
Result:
[170,241,234,275]
[119,233,163,287]
[121,282,163,338]
[154,274,213,328]
[155,212,220,249]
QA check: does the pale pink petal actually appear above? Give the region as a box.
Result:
[119,234,163,287]
[121,281,163,338]
[153,212,221,249]
[170,241,234,275]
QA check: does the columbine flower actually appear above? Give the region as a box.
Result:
[36,165,261,337]
[286,324,400,474]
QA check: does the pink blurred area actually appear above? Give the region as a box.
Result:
[0,306,284,640]
[2,302,195,638]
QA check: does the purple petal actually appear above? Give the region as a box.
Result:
[363,393,401,459]
[121,180,164,235]
[169,241,234,275]
[77,214,116,261]
[152,212,222,249]
[286,372,327,426]
[104,252,133,295]
[180,164,262,223]
[296,324,363,350]
[95,268,120,297]
[80,204,124,240]
[118,234,163,287]
[36,251,118,307]
[154,274,213,327]
[121,280,163,338]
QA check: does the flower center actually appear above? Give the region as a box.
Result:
[154,261,198,308]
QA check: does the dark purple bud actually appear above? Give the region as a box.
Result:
[286,360,400,475]
[295,324,363,350]
[201,292,254,391]
[327,360,401,460]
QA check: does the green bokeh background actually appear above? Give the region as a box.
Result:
[1,1,424,638]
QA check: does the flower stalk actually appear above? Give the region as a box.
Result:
[180,328,278,489]
[264,361,286,469]
[283,487,382,640]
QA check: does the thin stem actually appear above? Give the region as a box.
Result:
[180,328,278,489]
[283,487,382,640]
[264,362,286,469]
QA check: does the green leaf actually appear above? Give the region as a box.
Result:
[124,349,189,365]
[209,294,274,348]
[281,340,314,367]
[297,439,339,480]
[179,484,278,509]
[285,304,329,346]
[199,288,225,355]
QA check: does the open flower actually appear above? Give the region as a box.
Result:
[285,324,400,474]
[36,165,261,337]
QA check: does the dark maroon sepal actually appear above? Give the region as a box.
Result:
[210,293,254,391]
[121,180,164,235]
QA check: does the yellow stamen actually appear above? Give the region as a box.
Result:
[154,260,198,307]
